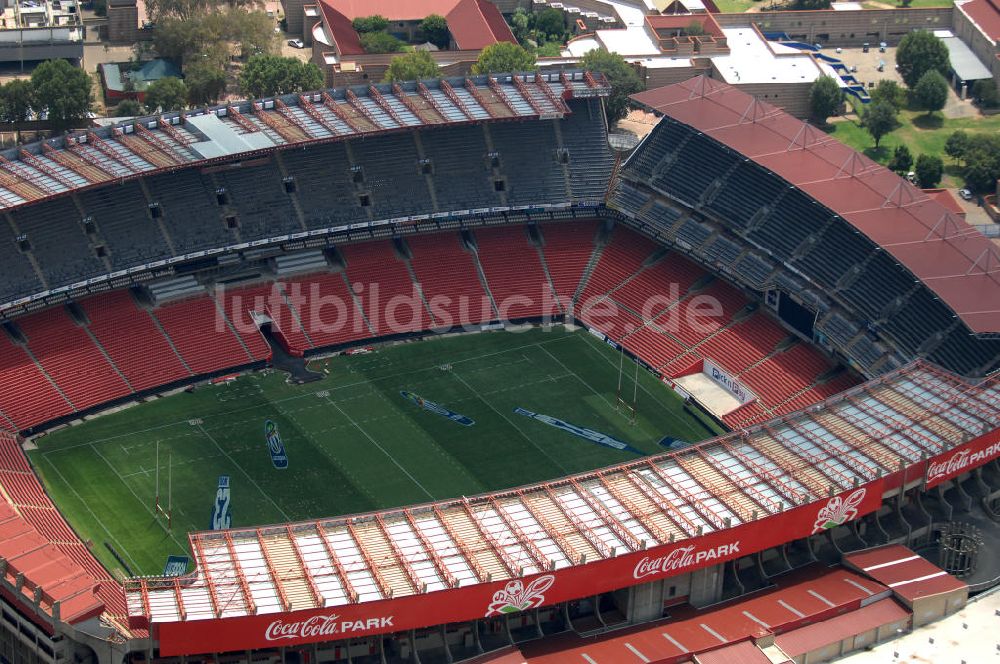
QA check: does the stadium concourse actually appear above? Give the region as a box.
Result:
[0,72,998,664]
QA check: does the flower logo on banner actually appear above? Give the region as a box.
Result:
[485,575,555,616]
[812,488,866,534]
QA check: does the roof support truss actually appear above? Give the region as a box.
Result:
[253,103,303,143]
[314,522,359,603]
[430,506,489,584]
[0,158,51,198]
[642,460,725,532]
[136,125,185,165]
[42,143,110,183]
[517,495,581,565]
[226,106,260,134]
[256,528,291,612]
[762,423,854,492]
[716,440,806,506]
[374,514,423,595]
[744,431,827,500]
[190,537,221,618]
[367,86,406,127]
[285,525,324,608]
[222,531,256,615]
[623,468,698,538]
[535,75,570,113]
[392,84,438,124]
[694,447,778,516]
[464,78,501,118]
[487,496,550,572]
[459,501,520,578]
[345,89,381,130]
[297,95,343,136]
[345,521,393,600]
[596,473,671,546]
[87,132,141,173]
[274,99,314,140]
[540,486,612,558]
[567,478,641,552]
[17,151,76,189]
[511,76,545,116]
[438,80,476,121]
[402,510,458,589]
[322,92,367,133]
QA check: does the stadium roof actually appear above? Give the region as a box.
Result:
[126,361,1000,644]
[0,72,603,213]
[0,501,105,626]
[631,76,1000,335]
[318,0,515,55]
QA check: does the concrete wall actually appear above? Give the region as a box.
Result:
[282,0,307,37]
[793,613,911,664]
[715,8,953,47]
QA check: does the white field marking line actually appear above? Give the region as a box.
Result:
[323,396,435,501]
[449,369,569,475]
[536,343,618,412]
[47,334,576,453]
[40,456,144,572]
[270,399,382,505]
[89,443,187,552]
[572,333,707,439]
[196,424,291,521]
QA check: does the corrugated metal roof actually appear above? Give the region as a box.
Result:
[941,35,992,81]
[774,598,909,656]
[844,545,968,603]
[630,76,1000,335]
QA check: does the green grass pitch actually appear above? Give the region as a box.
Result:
[28,327,723,576]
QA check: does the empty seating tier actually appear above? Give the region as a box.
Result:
[474,226,553,321]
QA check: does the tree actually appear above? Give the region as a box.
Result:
[144,76,188,112]
[684,20,705,37]
[896,30,949,88]
[185,60,227,105]
[360,31,405,54]
[961,135,1000,192]
[229,9,279,58]
[472,42,537,74]
[972,79,998,109]
[887,145,912,174]
[914,153,943,188]
[913,69,948,115]
[239,55,324,98]
[31,59,92,132]
[808,75,843,123]
[509,8,530,44]
[152,17,206,63]
[869,79,906,111]
[862,100,899,148]
[579,48,643,124]
[534,8,566,39]
[419,14,450,49]
[94,0,107,16]
[945,130,969,164]
[114,99,143,117]
[352,15,389,33]
[383,51,441,82]
[0,79,34,124]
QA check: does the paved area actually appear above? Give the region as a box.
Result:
[837,588,1000,663]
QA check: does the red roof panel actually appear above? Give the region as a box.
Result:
[696,640,772,664]
[774,598,909,656]
[959,0,1000,42]
[631,77,1000,334]
[844,545,967,603]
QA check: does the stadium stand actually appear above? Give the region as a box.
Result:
[79,290,190,392]
[538,220,601,305]
[77,182,172,267]
[277,272,372,349]
[16,307,131,412]
[340,241,426,337]
[0,333,72,429]
[474,226,554,320]
[407,233,496,328]
[149,296,260,375]
[9,197,105,287]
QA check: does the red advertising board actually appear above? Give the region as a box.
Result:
[155,482,883,656]
[924,426,1000,489]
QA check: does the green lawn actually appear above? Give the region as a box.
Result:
[826,110,1000,187]
[28,327,721,577]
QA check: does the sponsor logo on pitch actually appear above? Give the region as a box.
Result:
[265,419,289,469]
[633,542,742,580]
[209,475,232,531]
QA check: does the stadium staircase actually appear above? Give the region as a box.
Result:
[407,234,497,329]
[539,220,601,306]
[474,226,554,320]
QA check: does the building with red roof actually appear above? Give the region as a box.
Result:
[954,0,1000,88]
[285,0,516,84]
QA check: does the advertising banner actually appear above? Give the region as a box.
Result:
[924,426,1000,489]
[703,358,756,405]
[153,482,882,655]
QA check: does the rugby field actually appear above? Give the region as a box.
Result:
[28,327,722,576]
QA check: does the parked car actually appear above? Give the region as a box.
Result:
[959,188,974,201]
[287,39,304,48]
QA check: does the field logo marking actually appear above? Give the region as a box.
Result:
[485,575,555,616]
[513,407,643,455]
[265,420,289,469]
[812,487,866,533]
[210,475,232,530]
[400,391,475,426]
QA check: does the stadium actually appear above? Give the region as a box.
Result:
[0,70,998,664]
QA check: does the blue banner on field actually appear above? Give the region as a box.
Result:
[265,419,289,469]
[514,407,643,455]
[659,436,690,449]
[400,391,475,426]
[209,475,232,530]
[163,555,189,577]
